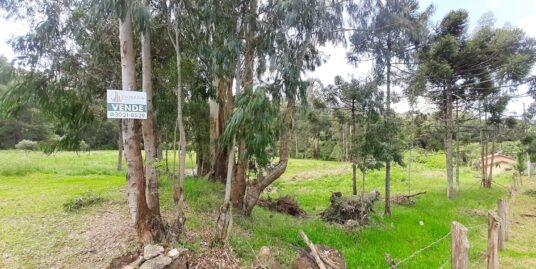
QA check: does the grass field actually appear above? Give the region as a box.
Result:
[0,150,534,268]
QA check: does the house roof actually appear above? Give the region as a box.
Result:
[481,153,516,165]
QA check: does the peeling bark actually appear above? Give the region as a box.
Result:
[140,0,160,215]
[243,99,294,216]
[119,9,162,243]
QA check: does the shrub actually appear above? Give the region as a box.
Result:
[15,139,38,151]
[63,191,105,212]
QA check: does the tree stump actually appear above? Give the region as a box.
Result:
[451,221,469,269]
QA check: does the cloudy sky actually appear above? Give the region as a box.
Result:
[1,0,535,114]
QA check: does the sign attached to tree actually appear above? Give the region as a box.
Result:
[106,90,147,119]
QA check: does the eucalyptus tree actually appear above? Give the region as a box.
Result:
[112,0,164,242]
[222,0,345,215]
[140,0,160,216]
[0,0,165,241]
[347,0,431,215]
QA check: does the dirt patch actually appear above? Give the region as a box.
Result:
[422,171,446,178]
[257,196,306,217]
[76,202,136,267]
[185,229,242,269]
[283,167,350,182]
[107,252,140,269]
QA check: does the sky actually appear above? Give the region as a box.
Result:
[1,0,535,114]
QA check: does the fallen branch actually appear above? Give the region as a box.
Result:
[521,213,536,218]
[391,191,426,205]
[299,230,326,269]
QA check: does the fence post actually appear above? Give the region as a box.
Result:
[487,211,501,269]
[451,221,469,269]
[497,199,509,247]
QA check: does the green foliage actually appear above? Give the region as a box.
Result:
[514,153,527,175]
[221,89,282,168]
[14,139,37,151]
[0,150,520,268]
[63,191,105,212]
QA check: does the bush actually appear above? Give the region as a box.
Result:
[63,191,105,212]
[15,139,38,151]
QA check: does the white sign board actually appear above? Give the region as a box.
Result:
[107,90,147,119]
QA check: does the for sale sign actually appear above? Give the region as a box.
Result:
[107,90,147,119]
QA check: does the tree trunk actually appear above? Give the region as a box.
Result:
[408,149,412,195]
[352,163,357,195]
[445,85,454,199]
[117,119,123,172]
[215,139,235,243]
[384,42,392,216]
[361,168,366,197]
[140,1,160,215]
[119,8,161,243]
[232,0,255,209]
[486,134,496,188]
[243,99,294,216]
[294,126,299,158]
[169,23,186,238]
[455,101,460,194]
[480,104,486,186]
[527,152,531,178]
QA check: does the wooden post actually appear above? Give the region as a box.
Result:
[509,185,516,204]
[451,221,469,269]
[487,211,501,269]
[497,199,509,246]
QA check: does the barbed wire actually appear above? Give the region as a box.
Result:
[389,231,451,269]
[438,257,449,269]
[389,221,488,269]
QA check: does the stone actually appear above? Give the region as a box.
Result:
[143,245,164,260]
[166,248,188,260]
[139,255,172,269]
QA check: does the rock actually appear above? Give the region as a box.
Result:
[144,245,165,260]
[252,246,285,269]
[167,248,188,260]
[139,255,172,269]
[344,219,360,229]
[166,249,191,269]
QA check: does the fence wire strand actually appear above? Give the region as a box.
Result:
[389,222,488,269]
[389,232,451,269]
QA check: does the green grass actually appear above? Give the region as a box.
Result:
[0,150,515,268]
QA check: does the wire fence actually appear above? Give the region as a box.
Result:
[386,222,489,269]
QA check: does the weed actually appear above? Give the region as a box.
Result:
[63,191,105,212]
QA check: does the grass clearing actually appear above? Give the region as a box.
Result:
[0,150,533,268]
